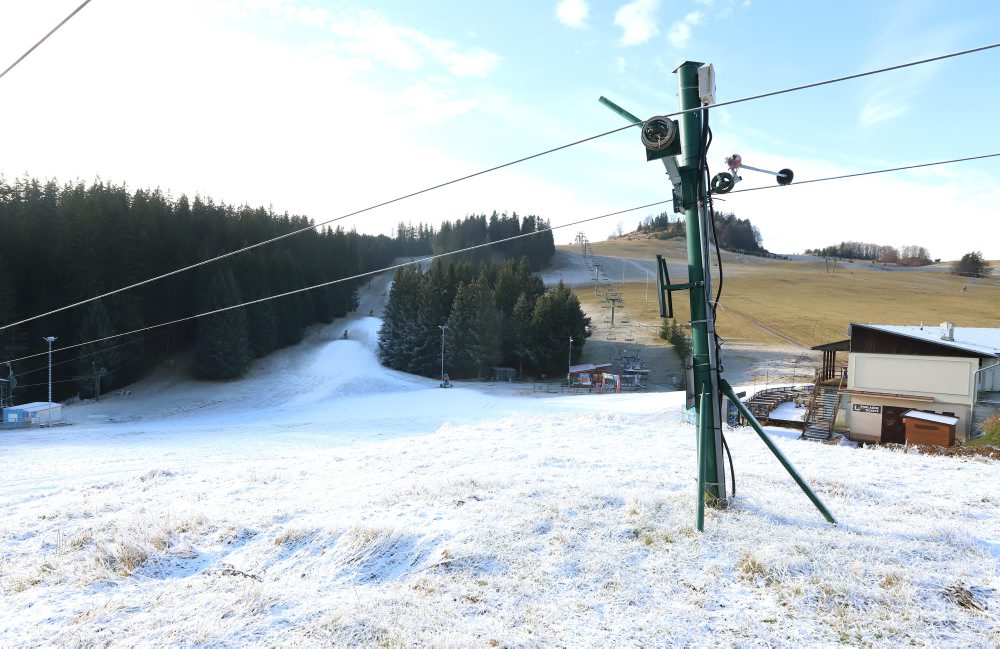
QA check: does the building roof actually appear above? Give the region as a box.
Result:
[812,339,850,352]
[10,401,60,412]
[852,323,1000,358]
[902,410,960,426]
[569,363,612,373]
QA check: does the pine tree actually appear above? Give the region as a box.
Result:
[510,293,535,376]
[408,264,454,375]
[194,268,251,379]
[378,266,423,370]
[447,278,502,378]
[530,281,591,375]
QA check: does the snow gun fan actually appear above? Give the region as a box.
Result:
[710,153,793,194]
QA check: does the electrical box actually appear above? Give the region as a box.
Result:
[698,64,716,105]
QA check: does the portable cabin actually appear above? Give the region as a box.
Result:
[14,401,63,426]
[2,407,28,427]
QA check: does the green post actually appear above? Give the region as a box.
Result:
[696,392,709,530]
[721,379,837,524]
[675,61,725,503]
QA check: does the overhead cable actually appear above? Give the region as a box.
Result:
[3,42,997,331]
[728,153,1000,194]
[0,0,95,82]
[0,121,635,332]
[6,149,996,366]
[0,198,670,365]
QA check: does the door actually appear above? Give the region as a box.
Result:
[881,406,908,444]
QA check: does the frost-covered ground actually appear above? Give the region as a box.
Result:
[1,316,998,646]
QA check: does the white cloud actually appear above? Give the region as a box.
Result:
[614,0,660,46]
[859,87,912,126]
[555,0,589,28]
[859,101,910,126]
[423,40,501,78]
[615,57,626,74]
[397,82,480,125]
[667,11,703,49]
[317,8,500,78]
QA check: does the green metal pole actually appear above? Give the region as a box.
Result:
[696,392,709,531]
[675,61,724,503]
[720,379,837,525]
[598,96,642,125]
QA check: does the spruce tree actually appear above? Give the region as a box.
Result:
[447,278,502,378]
[530,281,591,375]
[194,268,251,379]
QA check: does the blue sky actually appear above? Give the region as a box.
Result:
[1,0,998,259]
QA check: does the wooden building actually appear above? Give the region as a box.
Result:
[841,323,1000,444]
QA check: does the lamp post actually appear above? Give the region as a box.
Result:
[567,336,574,386]
[438,324,448,384]
[43,336,57,426]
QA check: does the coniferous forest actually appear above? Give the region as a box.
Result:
[0,177,578,400]
[378,260,591,380]
[380,211,591,380]
[0,177,425,401]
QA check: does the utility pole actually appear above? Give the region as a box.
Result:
[43,336,57,426]
[567,336,574,387]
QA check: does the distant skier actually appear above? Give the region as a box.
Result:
[343,329,349,339]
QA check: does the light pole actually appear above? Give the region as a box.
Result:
[43,336,57,426]
[438,324,448,384]
[567,336,574,386]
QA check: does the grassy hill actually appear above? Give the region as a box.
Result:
[568,238,1000,348]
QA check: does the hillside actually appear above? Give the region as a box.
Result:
[1,301,997,645]
[561,238,1000,349]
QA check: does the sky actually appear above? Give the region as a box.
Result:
[1,0,998,261]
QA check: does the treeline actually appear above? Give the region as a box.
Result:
[433,211,555,270]
[635,212,685,239]
[804,241,934,266]
[0,176,405,399]
[379,258,589,379]
[635,211,766,253]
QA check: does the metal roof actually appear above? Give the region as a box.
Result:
[569,363,613,373]
[852,323,1000,357]
[9,401,60,412]
[902,410,960,426]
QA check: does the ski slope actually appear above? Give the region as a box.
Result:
[1,313,997,646]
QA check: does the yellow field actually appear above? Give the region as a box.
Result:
[569,240,1000,348]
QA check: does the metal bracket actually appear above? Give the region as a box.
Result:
[657,255,705,319]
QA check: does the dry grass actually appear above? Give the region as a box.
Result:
[569,242,1000,347]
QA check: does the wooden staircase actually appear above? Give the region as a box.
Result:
[741,385,808,426]
[802,374,843,441]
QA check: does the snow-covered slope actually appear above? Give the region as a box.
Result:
[1,312,997,646]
